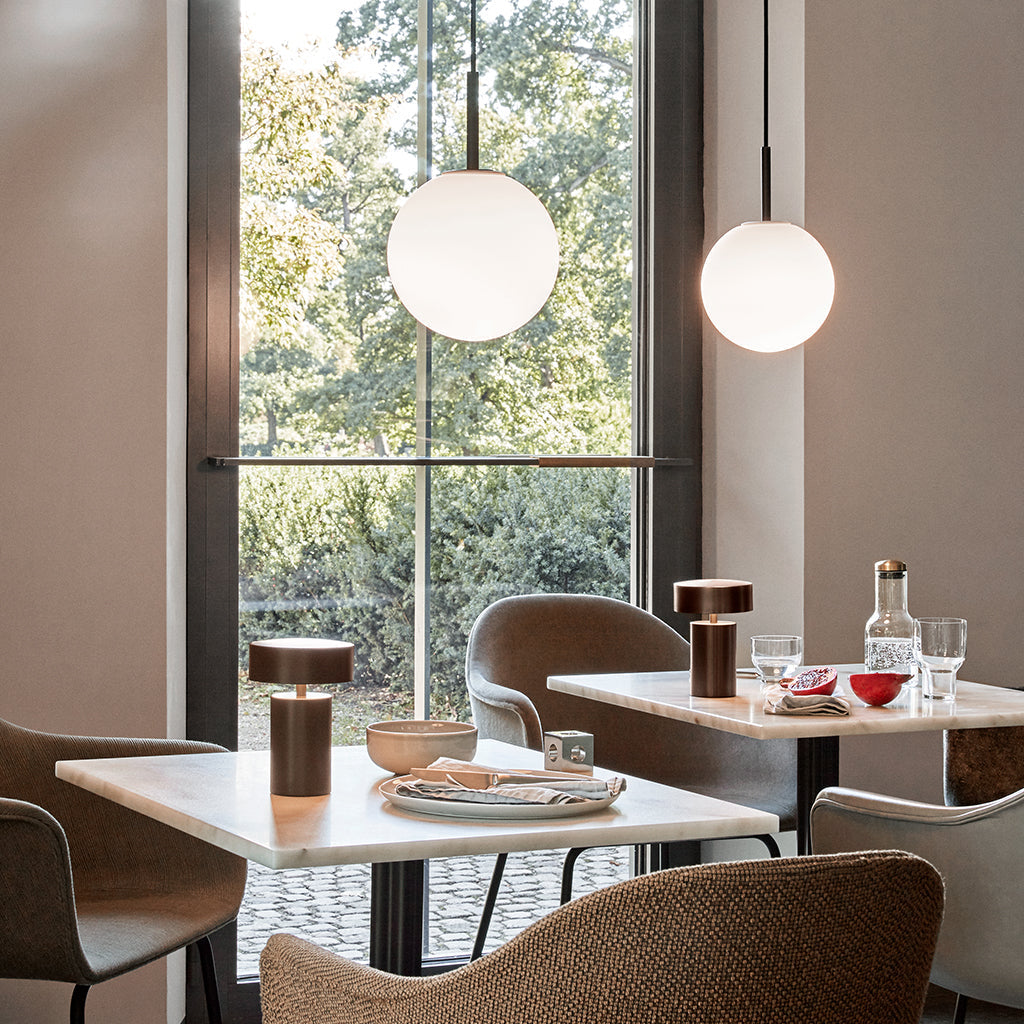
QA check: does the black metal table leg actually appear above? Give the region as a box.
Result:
[796,735,840,855]
[633,840,703,874]
[370,860,425,975]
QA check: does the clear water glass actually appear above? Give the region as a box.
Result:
[751,635,803,691]
[914,617,967,701]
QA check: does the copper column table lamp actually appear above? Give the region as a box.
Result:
[673,579,753,698]
[248,637,355,796]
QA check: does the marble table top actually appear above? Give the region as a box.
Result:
[548,665,1024,740]
[55,738,778,870]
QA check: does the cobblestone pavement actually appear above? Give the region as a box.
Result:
[237,846,632,976]
[235,703,631,976]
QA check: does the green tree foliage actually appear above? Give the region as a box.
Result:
[239,0,635,713]
[240,465,629,712]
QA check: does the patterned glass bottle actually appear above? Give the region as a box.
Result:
[864,559,916,684]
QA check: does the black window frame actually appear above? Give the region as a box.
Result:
[185,0,703,1016]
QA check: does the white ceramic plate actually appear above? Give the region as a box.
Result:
[378,777,620,820]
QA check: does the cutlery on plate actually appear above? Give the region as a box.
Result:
[409,767,590,787]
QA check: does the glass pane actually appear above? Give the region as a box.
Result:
[239,0,633,460]
[238,463,417,742]
[236,0,636,977]
[427,465,631,720]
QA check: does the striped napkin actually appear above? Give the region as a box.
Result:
[763,684,851,716]
[393,765,625,805]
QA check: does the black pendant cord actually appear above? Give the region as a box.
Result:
[761,0,772,221]
[466,0,479,169]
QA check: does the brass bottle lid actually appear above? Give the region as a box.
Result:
[874,559,907,575]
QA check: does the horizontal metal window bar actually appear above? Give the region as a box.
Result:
[208,455,694,469]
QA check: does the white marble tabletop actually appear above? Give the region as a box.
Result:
[55,738,778,870]
[548,665,1024,740]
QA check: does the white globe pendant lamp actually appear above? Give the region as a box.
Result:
[701,0,834,353]
[387,0,559,343]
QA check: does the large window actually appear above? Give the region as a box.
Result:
[187,0,701,1016]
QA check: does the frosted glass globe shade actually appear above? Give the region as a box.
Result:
[387,169,559,342]
[700,221,835,353]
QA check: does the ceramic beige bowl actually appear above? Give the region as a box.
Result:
[366,719,478,775]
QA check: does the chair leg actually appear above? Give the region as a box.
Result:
[755,834,782,858]
[560,847,587,904]
[70,984,89,1024]
[953,992,969,1024]
[193,934,223,1024]
[471,852,509,960]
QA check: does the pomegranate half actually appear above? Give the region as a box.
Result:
[786,666,838,696]
[849,672,910,707]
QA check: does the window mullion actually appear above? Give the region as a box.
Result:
[414,0,434,719]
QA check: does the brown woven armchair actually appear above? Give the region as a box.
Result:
[260,850,943,1024]
[0,717,247,1024]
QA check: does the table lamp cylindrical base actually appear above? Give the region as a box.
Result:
[689,620,737,698]
[270,691,333,796]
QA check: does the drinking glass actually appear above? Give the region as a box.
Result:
[914,617,967,701]
[751,635,803,690]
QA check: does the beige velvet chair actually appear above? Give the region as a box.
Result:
[812,783,1024,1023]
[466,593,798,828]
[0,717,248,1024]
[260,850,943,1024]
[464,594,798,956]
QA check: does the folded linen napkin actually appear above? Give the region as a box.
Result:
[394,759,626,805]
[763,684,851,716]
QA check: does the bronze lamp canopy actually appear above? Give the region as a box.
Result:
[673,579,753,698]
[249,638,355,796]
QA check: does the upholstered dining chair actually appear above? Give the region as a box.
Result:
[0,717,248,1024]
[812,781,1024,1024]
[464,593,798,953]
[260,850,943,1024]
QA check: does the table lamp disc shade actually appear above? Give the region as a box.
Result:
[673,579,754,699]
[249,638,355,797]
[673,579,754,616]
[249,637,355,685]
[386,169,559,343]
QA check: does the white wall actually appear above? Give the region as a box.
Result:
[803,0,1024,800]
[703,0,806,649]
[705,0,1024,804]
[0,0,185,1019]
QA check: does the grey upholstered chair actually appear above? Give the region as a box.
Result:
[0,717,248,1024]
[260,850,944,1024]
[812,782,1024,1023]
[466,594,798,823]
[463,594,798,956]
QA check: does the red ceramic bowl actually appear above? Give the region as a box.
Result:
[848,672,911,707]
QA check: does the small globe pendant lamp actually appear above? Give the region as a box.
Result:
[386,0,559,342]
[700,0,834,353]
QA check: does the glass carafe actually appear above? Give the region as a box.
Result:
[864,559,916,683]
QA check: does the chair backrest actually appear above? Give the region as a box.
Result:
[0,717,245,905]
[465,593,798,827]
[466,593,690,747]
[260,851,943,1024]
[813,784,1024,1010]
[0,717,248,986]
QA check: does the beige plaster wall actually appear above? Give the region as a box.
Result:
[703,0,806,651]
[804,1,1024,800]
[0,1,178,1019]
